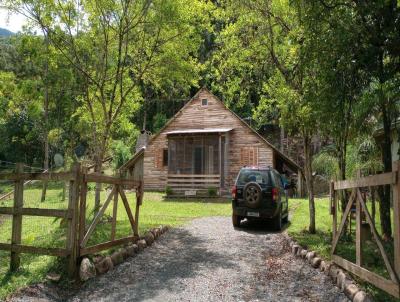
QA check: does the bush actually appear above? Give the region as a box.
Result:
[111,140,132,169]
[207,187,218,197]
[153,113,168,133]
[165,186,173,196]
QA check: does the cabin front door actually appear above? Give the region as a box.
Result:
[194,147,203,174]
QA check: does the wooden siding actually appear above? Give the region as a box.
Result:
[143,88,274,191]
[129,156,143,182]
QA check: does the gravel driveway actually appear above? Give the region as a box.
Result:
[11,217,348,302]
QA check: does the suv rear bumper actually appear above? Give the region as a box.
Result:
[232,205,279,219]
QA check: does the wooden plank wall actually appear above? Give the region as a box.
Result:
[143,89,274,191]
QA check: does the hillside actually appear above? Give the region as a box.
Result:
[0,28,14,37]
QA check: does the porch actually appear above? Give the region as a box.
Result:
[165,128,231,196]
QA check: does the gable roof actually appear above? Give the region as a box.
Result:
[123,87,301,171]
[120,147,145,171]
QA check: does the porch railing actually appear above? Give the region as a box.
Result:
[167,174,220,196]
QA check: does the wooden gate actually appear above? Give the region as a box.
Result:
[78,171,143,257]
[0,163,143,277]
[330,162,400,297]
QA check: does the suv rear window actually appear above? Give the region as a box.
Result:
[236,169,270,186]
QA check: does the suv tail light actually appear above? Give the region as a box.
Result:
[231,186,237,199]
[272,187,278,202]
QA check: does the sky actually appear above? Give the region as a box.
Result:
[0,8,28,33]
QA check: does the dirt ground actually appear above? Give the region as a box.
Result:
[9,217,349,302]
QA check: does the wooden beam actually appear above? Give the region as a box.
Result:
[80,187,116,248]
[357,189,399,283]
[10,163,23,272]
[333,255,399,298]
[331,190,356,255]
[334,172,396,190]
[167,174,220,178]
[66,163,80,278]
[111,186,118,241]
[78,169,88,254]
[0,172,75,181]
[330,182,337,239]
[84,173,140,187]
[0,207,72,218]
[166,179,221,183]
[134,183,143,236]
[118,187,136,234]
[80,236,137,256]
[0,243,69,257]
[356,191,363,266]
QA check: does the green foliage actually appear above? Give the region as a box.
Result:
[312,151,338,181]
[289,198,397,302]
[207,187,217,197]
[111,140,132,169]
[153,112,168,133]
[165,186,173,196]
[346,138,383,178]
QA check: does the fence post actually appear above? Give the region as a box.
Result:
[134,182,143,236]
[356,192,363,266]
[330,181,337,239]
[355,170,363,266]
[393,161,400,278]
[10,163,24,271]
[78,166,88,257]
[66,162,80,277]
[111,185,118,241]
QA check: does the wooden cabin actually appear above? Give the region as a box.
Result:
[121,87,302,197]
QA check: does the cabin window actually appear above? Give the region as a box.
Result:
[201,98,208,106]
[163,149,168,166]
[240,147,259,166]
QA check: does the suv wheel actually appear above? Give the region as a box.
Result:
[243,182,262,208]
[273,209,282,231]
[282,213,289,224]
[232,214,241,227]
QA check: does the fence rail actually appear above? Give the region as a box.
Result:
[0,162,143,277]
[330,161,400,298]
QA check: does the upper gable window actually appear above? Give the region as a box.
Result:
[201,98,208,106]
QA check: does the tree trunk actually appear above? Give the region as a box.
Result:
[337,137,348,213]
[41,35,50,203]
[303,133,316,234]
[41,137,49,202]
[378,101,392,239]
[94,158,103,213]
[94,142,107,213]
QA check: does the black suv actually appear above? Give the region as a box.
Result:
[231,167,289,230]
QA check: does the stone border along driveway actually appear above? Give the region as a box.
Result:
[290,243,372,302]
[9,216,355,302]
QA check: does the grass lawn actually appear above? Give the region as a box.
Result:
[288,197,398,302]
[0,184,231,300]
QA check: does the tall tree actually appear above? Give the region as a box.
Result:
[215,0,318,232]
[302,0,400,239]
[6,0,210,210]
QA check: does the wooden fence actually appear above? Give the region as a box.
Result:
[0,163,143,277]
[330,161,400,298]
